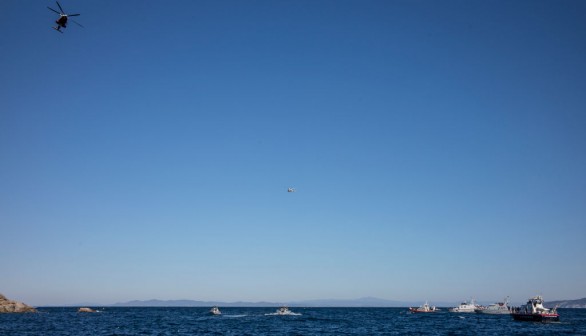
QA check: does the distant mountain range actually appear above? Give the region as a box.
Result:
[545,298,586,308]
[112,299,276,307]
[110,297,455,308]
[52,297,586,308]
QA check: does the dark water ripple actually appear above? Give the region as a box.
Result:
[1,307,585,335]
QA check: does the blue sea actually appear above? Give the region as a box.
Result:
[2,307,586,335]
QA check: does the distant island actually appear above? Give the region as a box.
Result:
[111,297,418,307]
[546,298,586,308]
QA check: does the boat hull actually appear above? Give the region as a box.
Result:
[475,309,511,315]
[409,308,437,313]
[449,308,476,313]
[512,313,559,322]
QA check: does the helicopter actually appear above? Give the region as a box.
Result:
[47,1,82,33]
[287,188,296,193]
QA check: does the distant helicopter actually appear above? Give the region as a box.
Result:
[47,1,82,33]
[287,188,296,193]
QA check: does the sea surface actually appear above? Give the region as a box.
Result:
[2,307,586,335]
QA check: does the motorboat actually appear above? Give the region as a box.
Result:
[409,301,438,313]
[475,297,511,314]
[77,307,97,313]
[264,306,300,316]
[449,299,480,313]
[512,296,559,322]
[275,306,294,315]
[209,306,221,315]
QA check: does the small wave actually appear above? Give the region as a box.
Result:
[224,314,247,318]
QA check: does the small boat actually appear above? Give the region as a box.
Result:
[449,299,480,313]
[475,297,511,314]
[512,296,559,322]
[275,306,294,315]
[209,306,221,315]
[409,301,438,313]
[77,307,97,313]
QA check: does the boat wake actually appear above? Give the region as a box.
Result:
[265,312,302,316]
[265,306,301,316]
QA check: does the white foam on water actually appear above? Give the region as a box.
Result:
[264,312,302,316]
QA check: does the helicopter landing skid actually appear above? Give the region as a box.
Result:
[52,27,63,33]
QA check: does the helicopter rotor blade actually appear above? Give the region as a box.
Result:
[70,19,84,28]
[47,7,61,15]
[56,1,65,14]
[68,14,80,17]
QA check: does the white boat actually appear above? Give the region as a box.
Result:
[449,299,480,313]
[475,297,511,314]
[409,301,438,313]
[275,306,295,315]
[209,306,221,315]
[512,295,559,322]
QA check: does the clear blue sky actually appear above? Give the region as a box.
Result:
[1,0,585,306]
